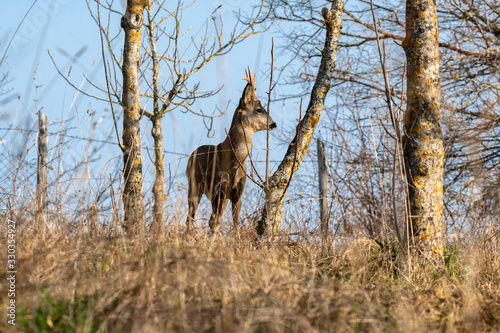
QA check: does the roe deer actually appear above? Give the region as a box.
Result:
[186,69,277,233]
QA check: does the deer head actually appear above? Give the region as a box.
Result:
[236,68,277,133]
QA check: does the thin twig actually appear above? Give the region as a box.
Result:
[266,38,275,189]
[97,1,124,151]
[370,1,402,142]
[0,0,38,66]
[240,122,265,186]
[225,129,263,187]
[370,0,402,243]
[344,8,494,58]
[48,50,121,105]
[146,4,159,118]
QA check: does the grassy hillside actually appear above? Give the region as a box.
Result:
[1,222,499,332]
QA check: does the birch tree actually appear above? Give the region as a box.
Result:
[257,0,344,239]
[402,0,444,260]
[121,0,147,232]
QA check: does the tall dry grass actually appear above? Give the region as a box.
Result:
[0,215,498,333]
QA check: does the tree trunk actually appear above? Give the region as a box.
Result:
[146,4,165,234]
[151,117,165,233]
[403,0,444,260]
[121,0,147,233]
[257,1,344,240]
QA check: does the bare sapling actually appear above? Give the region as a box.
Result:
[186,69,277,234]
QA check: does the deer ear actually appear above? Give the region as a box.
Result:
[242,84,256,106]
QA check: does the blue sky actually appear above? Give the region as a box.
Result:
[1,1,306,217]
[1,2,281,153]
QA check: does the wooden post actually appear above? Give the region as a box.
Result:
[36,111,48,233]
[317,138,329,242]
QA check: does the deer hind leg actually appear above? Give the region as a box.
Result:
[230,178,246,232]
[209,196,228,234]
[186,182,201,232]
[231,190,243,233]
[208,172,230,234]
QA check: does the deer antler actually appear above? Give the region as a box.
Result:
[243,67,256,87]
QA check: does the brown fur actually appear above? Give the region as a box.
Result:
[186,69,277,233]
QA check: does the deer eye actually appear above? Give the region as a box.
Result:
[256,108,264,113]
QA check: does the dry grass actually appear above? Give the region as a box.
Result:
[0,218,499,333]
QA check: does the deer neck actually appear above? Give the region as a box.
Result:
[221,117,254,163]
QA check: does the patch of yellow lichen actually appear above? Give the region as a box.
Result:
[133,173,143,183]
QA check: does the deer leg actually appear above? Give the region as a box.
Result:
[208,172,230,234]
[231,191,243,231]
[186,183,201,231]
[209,195,228,234]
[231,178,246,231]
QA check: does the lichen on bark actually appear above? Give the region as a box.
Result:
[257,0,344,240]
[121,0,148,233]
[403,0,444,261]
